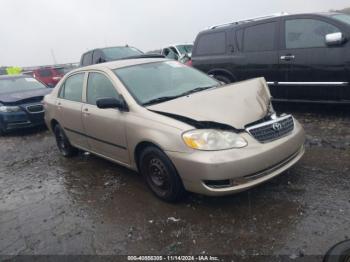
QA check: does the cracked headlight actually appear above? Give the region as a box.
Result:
[182,129,248,151]
[0,106,22,113]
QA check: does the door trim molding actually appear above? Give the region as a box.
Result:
[64,127,127,150]
[267,81,349,86]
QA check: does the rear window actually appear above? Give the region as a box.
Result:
[243,22,276,52]
[195,31,227,56]
[38,69,52,77]
[101,47,143,60]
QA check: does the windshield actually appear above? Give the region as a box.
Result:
[0,77,47,94]
[54,68,65,75]
[102,47,143,60]
[332,14,350,26]
[176,45,193,54]
[114,61,218,105]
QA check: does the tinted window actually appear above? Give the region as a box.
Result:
[92,50,104,64]
[196,32,226,55]
[59,73,84,102]
[243,22,276,52]
[285,19,340,49]
[87,73,119,105]
[332,14,350,26]
[38,69,52,77]
[81,52,92,66]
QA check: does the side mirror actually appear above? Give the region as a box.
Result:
[326,32,346,46]
[96,97,128,111]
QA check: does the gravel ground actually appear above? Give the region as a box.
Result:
[0,104,349,259]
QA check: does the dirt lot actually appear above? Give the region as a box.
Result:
[0,104,349,259]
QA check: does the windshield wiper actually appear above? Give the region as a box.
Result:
[143,85,218,106]
[178,85,217,97]
[143,95,182,106]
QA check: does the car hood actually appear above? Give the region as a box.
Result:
[147,78,271,130]
[0,88,52,105]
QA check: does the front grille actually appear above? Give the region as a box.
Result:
[246,115,294,143]
[26,104,44,113]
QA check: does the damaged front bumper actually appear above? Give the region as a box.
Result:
[166,120,305,196]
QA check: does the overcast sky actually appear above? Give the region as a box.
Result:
[0,0,349,66]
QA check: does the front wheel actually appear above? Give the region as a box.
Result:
[54,124,78,157]
[139,146,186,202]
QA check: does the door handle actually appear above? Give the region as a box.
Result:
[280,55,295,61]
[83,108,90,116]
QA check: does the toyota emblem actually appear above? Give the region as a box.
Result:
[272,122,283,131]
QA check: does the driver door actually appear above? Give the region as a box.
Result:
[278,16,349,101]
[82,71,129,164]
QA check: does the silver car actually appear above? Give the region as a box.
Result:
[44,58,305,202]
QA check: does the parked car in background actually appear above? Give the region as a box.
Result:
[161,44,193,62]
[44,58,305,202]
[80,46,144,66]
[191,12,350,104]
[31,67,65,87]
[0,75,51,135]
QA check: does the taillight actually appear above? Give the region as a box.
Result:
[185,60,192,67]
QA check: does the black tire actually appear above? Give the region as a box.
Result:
[213,74,232,85]
[139,146,186,202]
[324,240,350,262]
[54,124,78,157]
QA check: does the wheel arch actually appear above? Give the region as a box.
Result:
[207,68,236,82]
[133,141,165,171]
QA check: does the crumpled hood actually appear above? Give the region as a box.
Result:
[0,88,52,105]
[147,78,271,129]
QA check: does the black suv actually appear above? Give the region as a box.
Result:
[80,46,144,66]
[191,12,350,103]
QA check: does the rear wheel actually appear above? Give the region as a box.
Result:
[139,146,186,202]
[54,124,78,157]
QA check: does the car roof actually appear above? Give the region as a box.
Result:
[82,45,140,55]
[200,12,344,33]
[72,58,169,73]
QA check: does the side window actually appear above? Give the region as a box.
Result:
[196,31,227,55]
[87,72,119,105]
[92,50,104,64]
[164,48,179,60]
[82,52,92,66]
[243,22,276,52]
[59,73,84,102]
[285,19,340,49]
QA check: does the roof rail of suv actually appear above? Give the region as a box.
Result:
[208,12,289,29]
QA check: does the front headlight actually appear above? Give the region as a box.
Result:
[182,129,248,151]
[0,106,22,113]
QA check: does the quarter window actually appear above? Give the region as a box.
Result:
[87,72,119,105]
[59,73,84,102]
[285,19,340,49]
[243,22,276,52]
[196,31,227,55]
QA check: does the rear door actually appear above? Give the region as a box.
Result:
[278,16,349,101]
[232,20,281,83]
[82,71,129,164]
[56,72,88,149]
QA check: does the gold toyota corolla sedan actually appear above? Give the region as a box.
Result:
[44,58,305,202]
